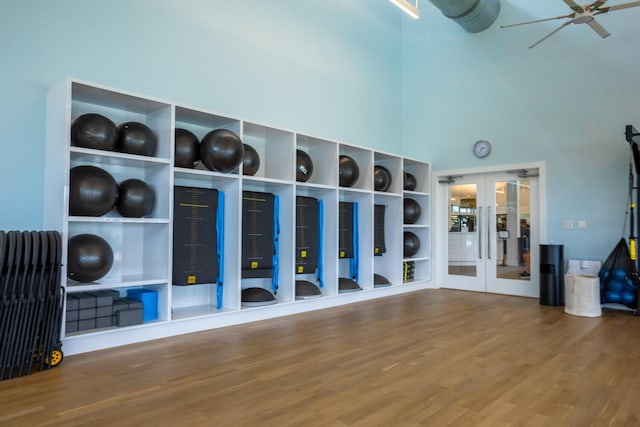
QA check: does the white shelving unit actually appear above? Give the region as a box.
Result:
[403,159,432,284]
[44,77,433,355]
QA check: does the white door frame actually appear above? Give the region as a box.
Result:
[433,161,547,294]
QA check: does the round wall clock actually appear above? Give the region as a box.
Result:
[473,140,491,158]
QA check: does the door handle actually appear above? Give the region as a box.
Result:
[478,207,482,259]
[487,205,491,260]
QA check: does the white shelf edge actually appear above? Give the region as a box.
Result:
[403,190,430,197]
[69,216,170,224]
[70,146,170,165]
[66,279,170,292]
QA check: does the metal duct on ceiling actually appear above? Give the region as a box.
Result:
[429,0,500,33]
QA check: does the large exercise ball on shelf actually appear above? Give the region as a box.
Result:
[404,172,417,191]
[296,149,314,182]
[67,234,114,282]
[374,165,392,192]
[404,198,422,224]
[117,122,157,156]
[404,231,421,258]
[339,155,359,187]
[71,113,118,151]
[200,129,244,173]
[174,128,200,168]
[69,165,118,217]
[116,179,155,218]
[242,144,260,176]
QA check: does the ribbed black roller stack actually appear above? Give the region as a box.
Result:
[0,230,64,381]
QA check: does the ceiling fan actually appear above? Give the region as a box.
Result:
[500,0,640,48]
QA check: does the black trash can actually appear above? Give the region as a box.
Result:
[540,244,564,306]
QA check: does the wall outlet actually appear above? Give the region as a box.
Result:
[563,220,574,230]
[578,220,587,229]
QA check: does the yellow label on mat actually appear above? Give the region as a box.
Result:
[187,275,196,284]
[301,250,307,258]
[340,251,345,258]
[297,266,304,273]
[374,247,379,254]
[251,261,259,269]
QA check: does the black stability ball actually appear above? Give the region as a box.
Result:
[116,179,155,218]
[117,122,157,156]
[404,198,422,224]
[71,113,118,151]
[374,165,392,192]
[404,231,421,258]
[339,155,359,187]
[67,234,114,282]
[174,128,200,168]
[242,144,260,176]
[404,172,417,191]
[69,165,118,217]
[296,149,314,182]
[200,129,244,173]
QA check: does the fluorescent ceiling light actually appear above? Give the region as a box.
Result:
[390,0,419,19]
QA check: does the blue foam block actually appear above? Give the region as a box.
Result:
[126,288,158,322]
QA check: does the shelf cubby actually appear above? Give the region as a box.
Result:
[374,193,403,287]
[339,144,373,192]
[374,152,403,195]
[296,134,338,187]
[242,122,295,181]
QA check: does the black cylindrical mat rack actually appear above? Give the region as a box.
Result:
[0,230,63,381]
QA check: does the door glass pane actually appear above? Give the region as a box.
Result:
[495,179,531,281]
[448,183,477,277]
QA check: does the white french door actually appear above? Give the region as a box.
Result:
[438,170,539,297]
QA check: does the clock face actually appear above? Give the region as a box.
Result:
[473,140,491,158]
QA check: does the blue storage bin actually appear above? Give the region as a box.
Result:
[126,288,158,322]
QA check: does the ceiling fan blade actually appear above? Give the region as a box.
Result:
[587,18,611,38]
[528,20,573,48]
[594,0,640,13]
[589,0,608,9]
[563,0,584,12]
[500,13,574,29]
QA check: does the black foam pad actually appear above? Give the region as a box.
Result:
[172,186,218,286]
[296,196,318,274]
[339,202,354,259]
[242,191,275,278]
[374,204,386,256]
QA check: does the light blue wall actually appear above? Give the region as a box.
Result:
[0,0,402,230]
[4,0,637,263]
[401,1,640,261]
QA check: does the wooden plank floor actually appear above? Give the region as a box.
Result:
[1,289,639,426]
